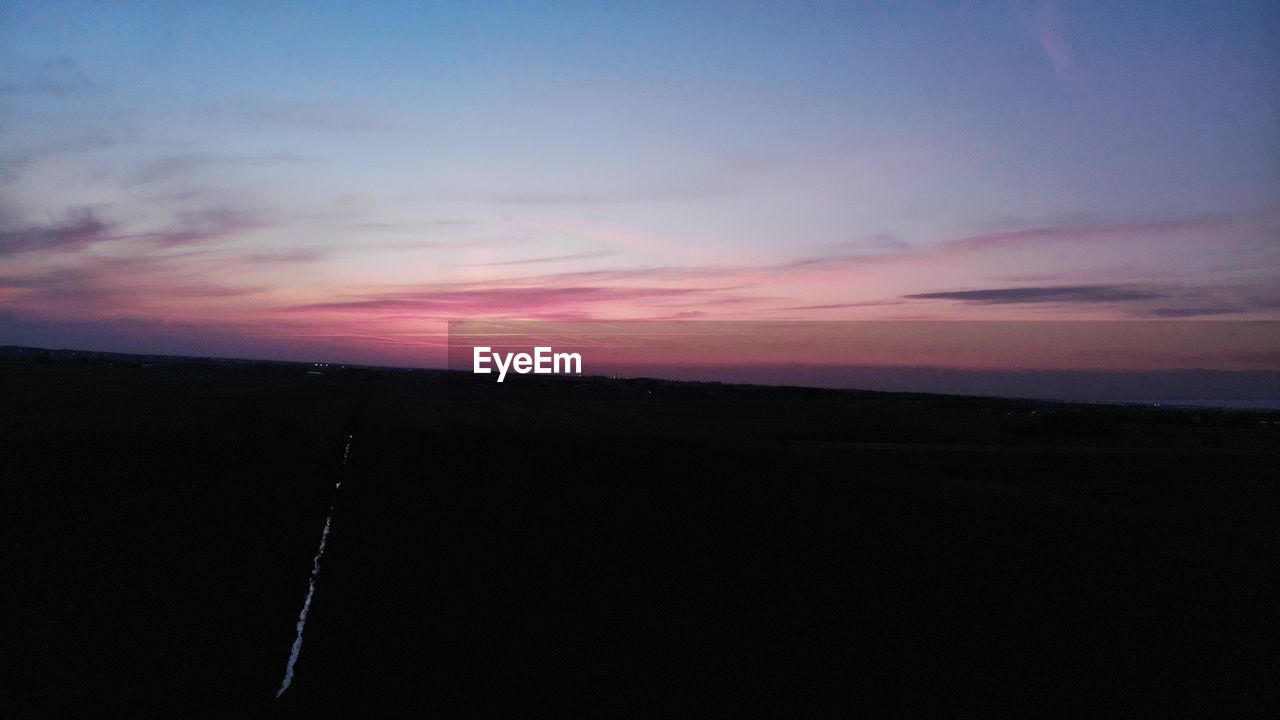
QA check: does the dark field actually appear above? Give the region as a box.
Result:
[2,347,1277,716]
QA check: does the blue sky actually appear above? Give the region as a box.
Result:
[1,1,1277,365]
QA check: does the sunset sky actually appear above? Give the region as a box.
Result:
[1,1,1277,368]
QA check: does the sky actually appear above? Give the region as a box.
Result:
[1,1,1278,369]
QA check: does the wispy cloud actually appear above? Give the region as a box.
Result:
[0,132,118,184]
[0,256,263,306]
[126,152,308,187]
[902,281,1280,319]
[197,100,399,134]
[1031,0,1096,99]
[288,284,749,319]
[940,214,1231,253]
[1147,306,1242,318]
[904,285,1166,304]
[118,206,266,248]
[444,177,740,207]
[807,233,912,256]
[239,249,327,264]
[463,250,618,267]
[768,300,907,312]
[0,57,100,96]
[0,208,113,256]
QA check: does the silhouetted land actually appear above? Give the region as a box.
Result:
[2,346,1277,716]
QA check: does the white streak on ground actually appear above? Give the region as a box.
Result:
[275,434,353,699]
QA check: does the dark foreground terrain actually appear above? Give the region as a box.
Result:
[2,347,1277,716]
